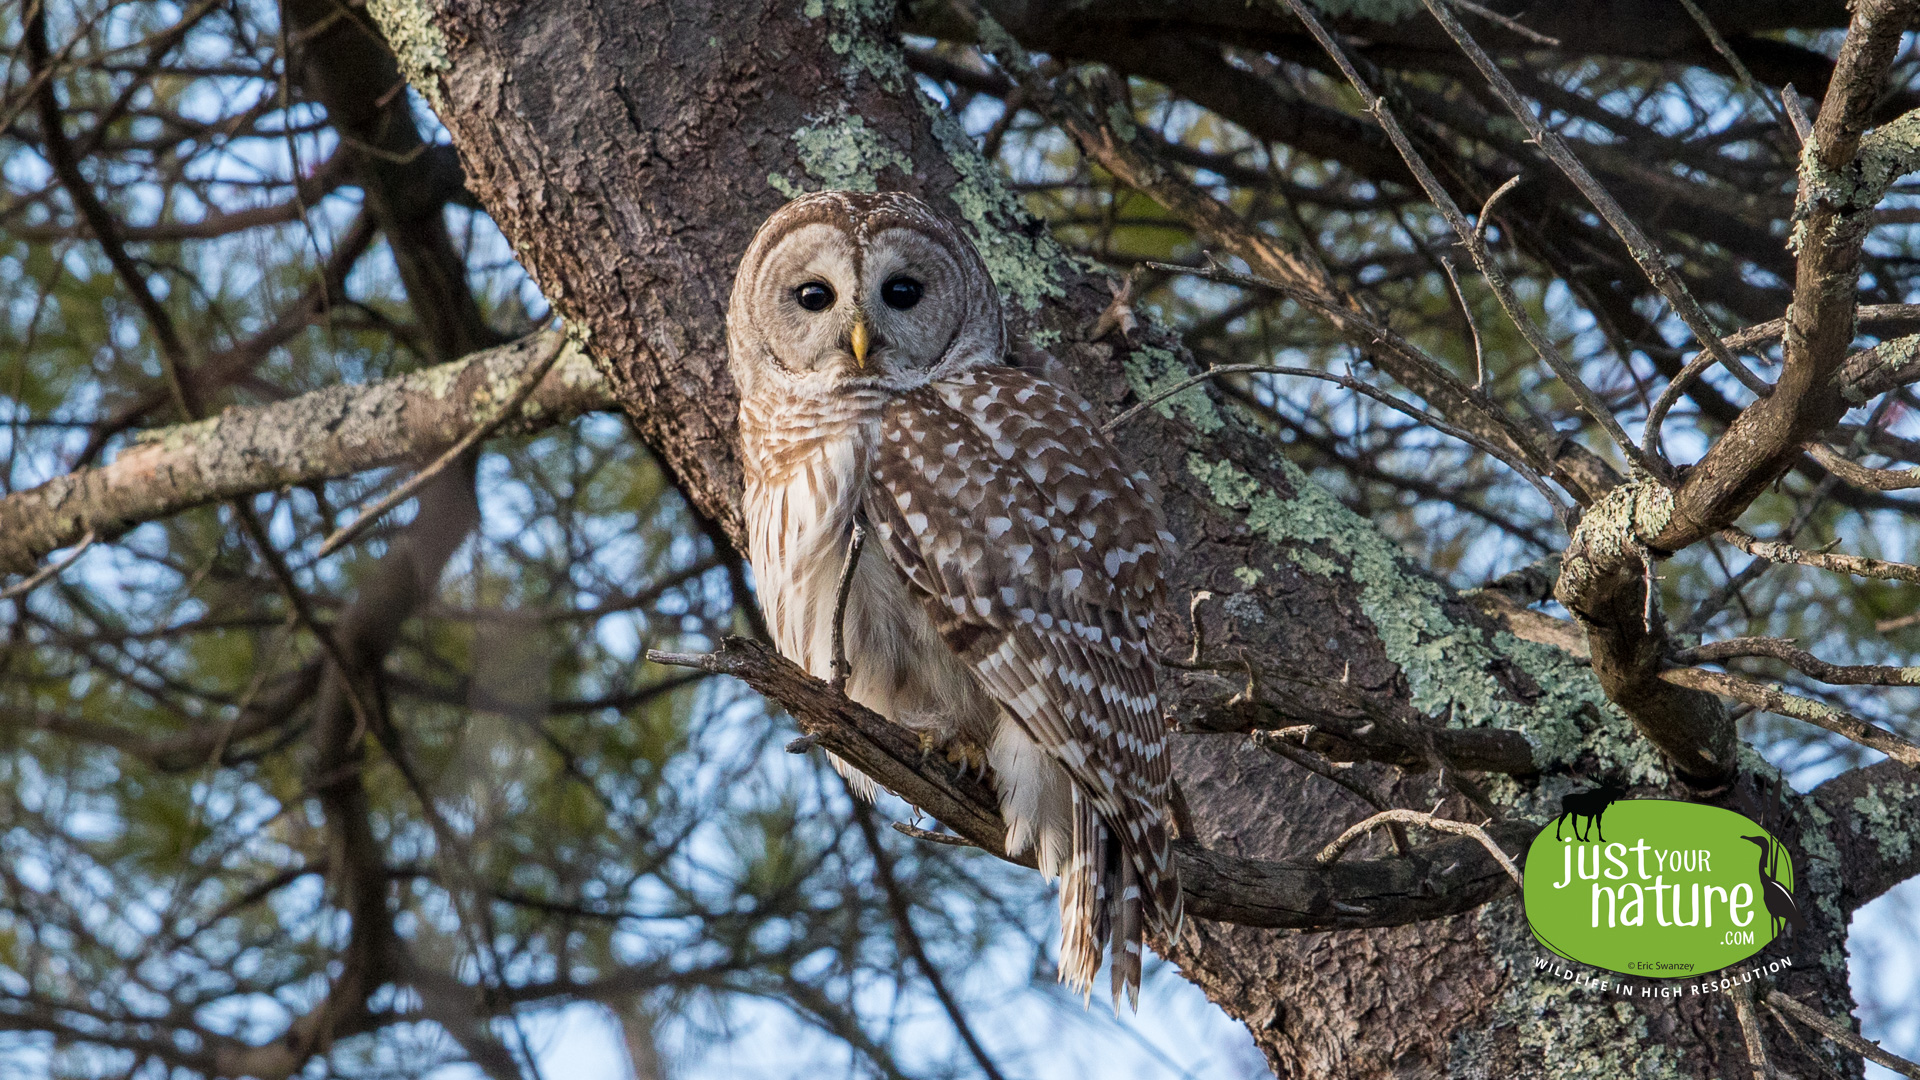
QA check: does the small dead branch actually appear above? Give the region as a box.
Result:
[1780,85,1814,145]
[318,332,570,557]
[1678,637,1920,687]
[1805,443,1920,490]
[1762,987,1920,1079]
[1730,978,1773,1080]
[1448,0,1560,47]
[891,822,983,849]
[1313,807,1524,887]
[0,531,96,603]
[1437,254,1487,389]
[1660,666,1920,769]
[1721,528,1920,585]
[829,517,867,692]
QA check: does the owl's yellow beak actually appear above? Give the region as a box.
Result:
[849,312,870,371]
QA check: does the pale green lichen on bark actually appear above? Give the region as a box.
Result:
[131,415,220,452]
[1181,452,1674,789]
[1797,799,1849,972]
[772,114,915,196]
[1851,778,1920,867]
[815,0,908,86]
[1553,480,1673,609]
[792,0,1068,312]
[920,101,1069,312]
[1452,903,1682,1079]
[363,0,451,111]
[1791,108,1920,253]
[1843,333,1920,403]
[1122,346,1222,432]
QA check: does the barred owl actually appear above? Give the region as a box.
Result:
[727,190,1180,1006]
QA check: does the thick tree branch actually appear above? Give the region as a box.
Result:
[1812,759,1920,913]
[0,332,614,575]
[648,639,1529,930]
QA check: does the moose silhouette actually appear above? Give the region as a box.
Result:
[1553,781,1628,843]
[1742,834,1807,938]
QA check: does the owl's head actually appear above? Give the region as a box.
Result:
[727,191,1006,400]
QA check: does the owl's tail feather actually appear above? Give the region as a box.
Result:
[1136,813,1184,943]
[1058,793,1108,1001]
[1110,857,1145,1012]
[824,750,878,802]
[1060,793,1160,1010]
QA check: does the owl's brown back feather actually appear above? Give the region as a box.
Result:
[864,366,1181,1003]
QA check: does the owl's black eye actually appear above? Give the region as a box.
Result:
[794,282,835,311]
[880,276,924,310]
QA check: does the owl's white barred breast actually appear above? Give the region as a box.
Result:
[737,388,1007,804]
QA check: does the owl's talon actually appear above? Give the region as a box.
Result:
[917,731,939,762]
[945,740,989,777]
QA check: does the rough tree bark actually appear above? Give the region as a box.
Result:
[171,0,1915,1075]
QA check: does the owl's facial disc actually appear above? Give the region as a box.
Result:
[750,223,970,387]
[857,228,966,382]
[744,223,866,381]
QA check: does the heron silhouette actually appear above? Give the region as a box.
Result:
[1742,834,1806,938]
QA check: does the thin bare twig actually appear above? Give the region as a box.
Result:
[1659,666,1920,769]
[1473,176,1520,252]
[1275,0,1664,476]
[1679,637,1920,687]
[1721,527,1920,585]
[1805,443,1920,490]
[1730,978,1772,1080]
[830,517,866,693]
[318,333,569,557]
[1438,255,1486,389]
[1449,0,1560,47]
[1763,988,1920,1079]
[1878,612,1920,634]
[1781,85,1814,145]
[0,531,95,603]
[1313,807,1524,886]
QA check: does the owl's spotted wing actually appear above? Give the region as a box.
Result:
[864,367,1181,940]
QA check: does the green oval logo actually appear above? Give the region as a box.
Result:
[1523,798,1799,979]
